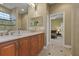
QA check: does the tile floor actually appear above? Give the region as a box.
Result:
[39,37,72,56]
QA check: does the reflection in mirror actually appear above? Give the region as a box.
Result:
[29,16,44,32]
[0,11,16,31]
[50,13,63,39]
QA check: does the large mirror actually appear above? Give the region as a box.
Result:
[0,11,16,30]
[30,16,43,27]
[29,16,44,31]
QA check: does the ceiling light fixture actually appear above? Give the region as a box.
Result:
[28,3,38,11]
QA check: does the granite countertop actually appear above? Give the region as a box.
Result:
[0,31,44,43]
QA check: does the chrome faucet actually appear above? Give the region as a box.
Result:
[5,29,10,35]
[17,28,21,34]
[6,29,14,35]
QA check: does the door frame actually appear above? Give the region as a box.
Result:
[49,12,65,45]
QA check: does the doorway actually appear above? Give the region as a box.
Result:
[39,12,71,56]
[50,12,64,46]
[48,12,66,55]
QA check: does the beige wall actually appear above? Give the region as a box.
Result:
[18,14,22,29]
[49,3,79,55]
[21,14,28,30]
[49,4,74,45]
[71,7,79,56]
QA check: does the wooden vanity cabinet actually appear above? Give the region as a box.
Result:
[38,33,45,52]
[0,41,18,56]
[19,33,45,56]
[0,33,45,56]
[30,35,39,56]
[40,33,45,49]
[19,37,31,56]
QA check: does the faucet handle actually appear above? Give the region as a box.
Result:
[0,33,3,36]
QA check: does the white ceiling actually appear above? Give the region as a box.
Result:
[2,3,29,14]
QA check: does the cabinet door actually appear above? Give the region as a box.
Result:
[38,33,44,51]
[30,35,39,56]
[41,33,44,48]
[19,37,30,56]
[0,41,18,56]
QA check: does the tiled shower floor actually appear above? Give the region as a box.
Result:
[39,37,71,56]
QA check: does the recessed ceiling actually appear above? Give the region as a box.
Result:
[2,3,29,14]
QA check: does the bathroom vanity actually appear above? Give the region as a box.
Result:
[0,31,45,56]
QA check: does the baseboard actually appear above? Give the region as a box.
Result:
[64,45,72,48]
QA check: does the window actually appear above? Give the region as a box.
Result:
[0,12,16,30]
[0,12,10,20]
